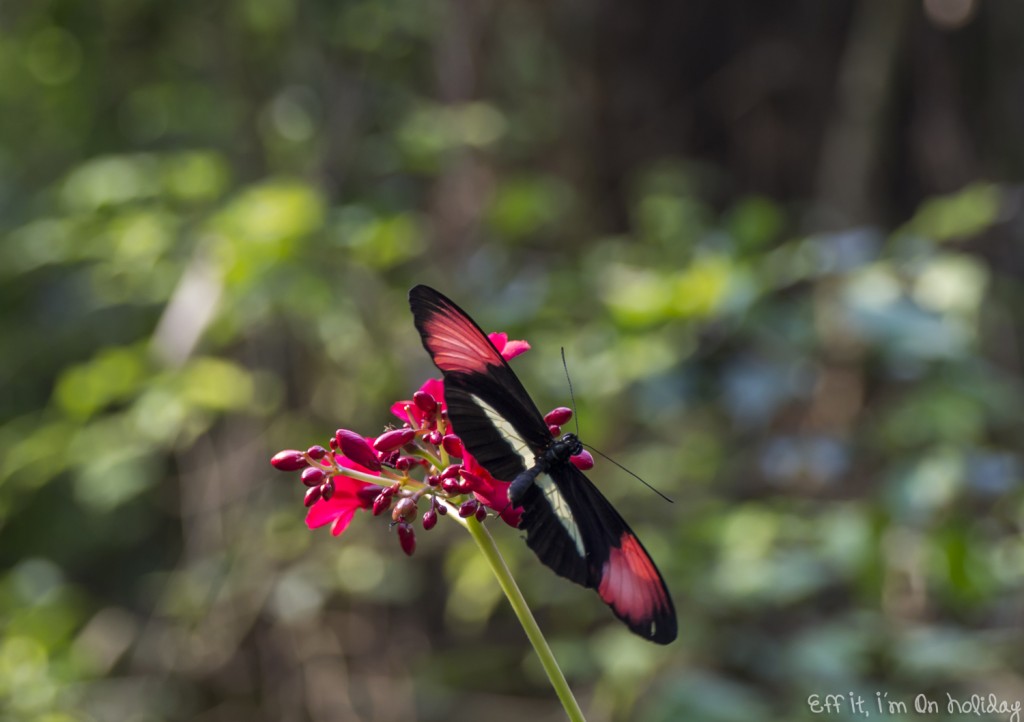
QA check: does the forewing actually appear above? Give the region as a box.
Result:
[518,464,677,644]
[409,285,551,480]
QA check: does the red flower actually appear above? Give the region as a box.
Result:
[464,453,522,527]
[488,332,530,361]
[305,456,382,536]
[274,330,533,551]
[391,377,446,427]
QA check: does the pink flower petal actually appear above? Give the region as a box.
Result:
[500,339,531,360]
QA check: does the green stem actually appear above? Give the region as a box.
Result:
[453,509,587,722]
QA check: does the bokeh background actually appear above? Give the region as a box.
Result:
[3,1,1024,720]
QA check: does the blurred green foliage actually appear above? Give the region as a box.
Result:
[2,2,1024,722]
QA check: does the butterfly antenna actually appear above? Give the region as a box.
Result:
[560,347,580,437]
[581,443,674,504]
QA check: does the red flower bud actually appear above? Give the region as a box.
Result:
[300,467,325,487]
[306,445,328,460]
[329,438,339,450]
[442,435,463,458]
[271,450,308,471]
[396,456,417,471]
[372,492,392,516]
[458,499,479,518]
[335,429,382,471]
[320,479,335,501]
[548,424,561,437]
[397,522,416,556]
[436,502,448,516]
[457,478,473,494]
[426,474,440,487]
[422,509,438,530]
[425,430,442,446]
[571,450,594,471]
[393,497,418,523]
[374,428,416,453]
[304,486,322,507]
[544,407,574,426]
[356,484,386,506]
[413,391,437,414]
[440,464,463,480]
[441,478,460,495]
[475,505,487,522]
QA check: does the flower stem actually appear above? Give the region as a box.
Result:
[454,509,587,722]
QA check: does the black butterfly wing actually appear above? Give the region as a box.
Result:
[409,285,552,480]
[517,462,677,644]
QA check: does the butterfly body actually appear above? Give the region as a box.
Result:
[508,432,582,506]
[409,285,677,644]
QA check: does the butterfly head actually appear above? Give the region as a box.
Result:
[553,432,583,459]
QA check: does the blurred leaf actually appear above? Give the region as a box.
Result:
[398,102,507,168]
[903,182,1002,242]
[160,151,230,203]
[602,255,734,325]
[333,206,424,269]
[178,357,257,412]
[726,195,784,253]
[26,27,82,86]
[487,175,570,239]
[60,155,162,211]
[53,346,149,421]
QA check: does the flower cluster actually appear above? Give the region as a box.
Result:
[271,332,593,555]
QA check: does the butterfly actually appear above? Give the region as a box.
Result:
[409,285,677,644]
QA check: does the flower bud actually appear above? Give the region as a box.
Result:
[413,391,437,414]
[300,467,325,487]
[458,499,479,518]
[570,450,594,471]
[425,430,442,446]
[306,445,328,460]
[548,424,561,437]
[441,478,460,495]
[335,429,382,471]
[271,450,308,471]
[356,484,386,506]
[426,474,440,487]
[397,522,416,556]
[393,497,418,523]
[304,486,322,507]
[320,479,335,501]
[440,464,463,480]
[374,428,417,453]
[422,509,438,530]
[545,407,574,427]
[373,492,393,516]
[436,502,448,516]
[442,435,463,458]
[475,505,488,522]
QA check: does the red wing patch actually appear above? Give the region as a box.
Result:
[598,533,672,632]
[422,302,504,374]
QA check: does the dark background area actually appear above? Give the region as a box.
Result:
[2,1,1023,720]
